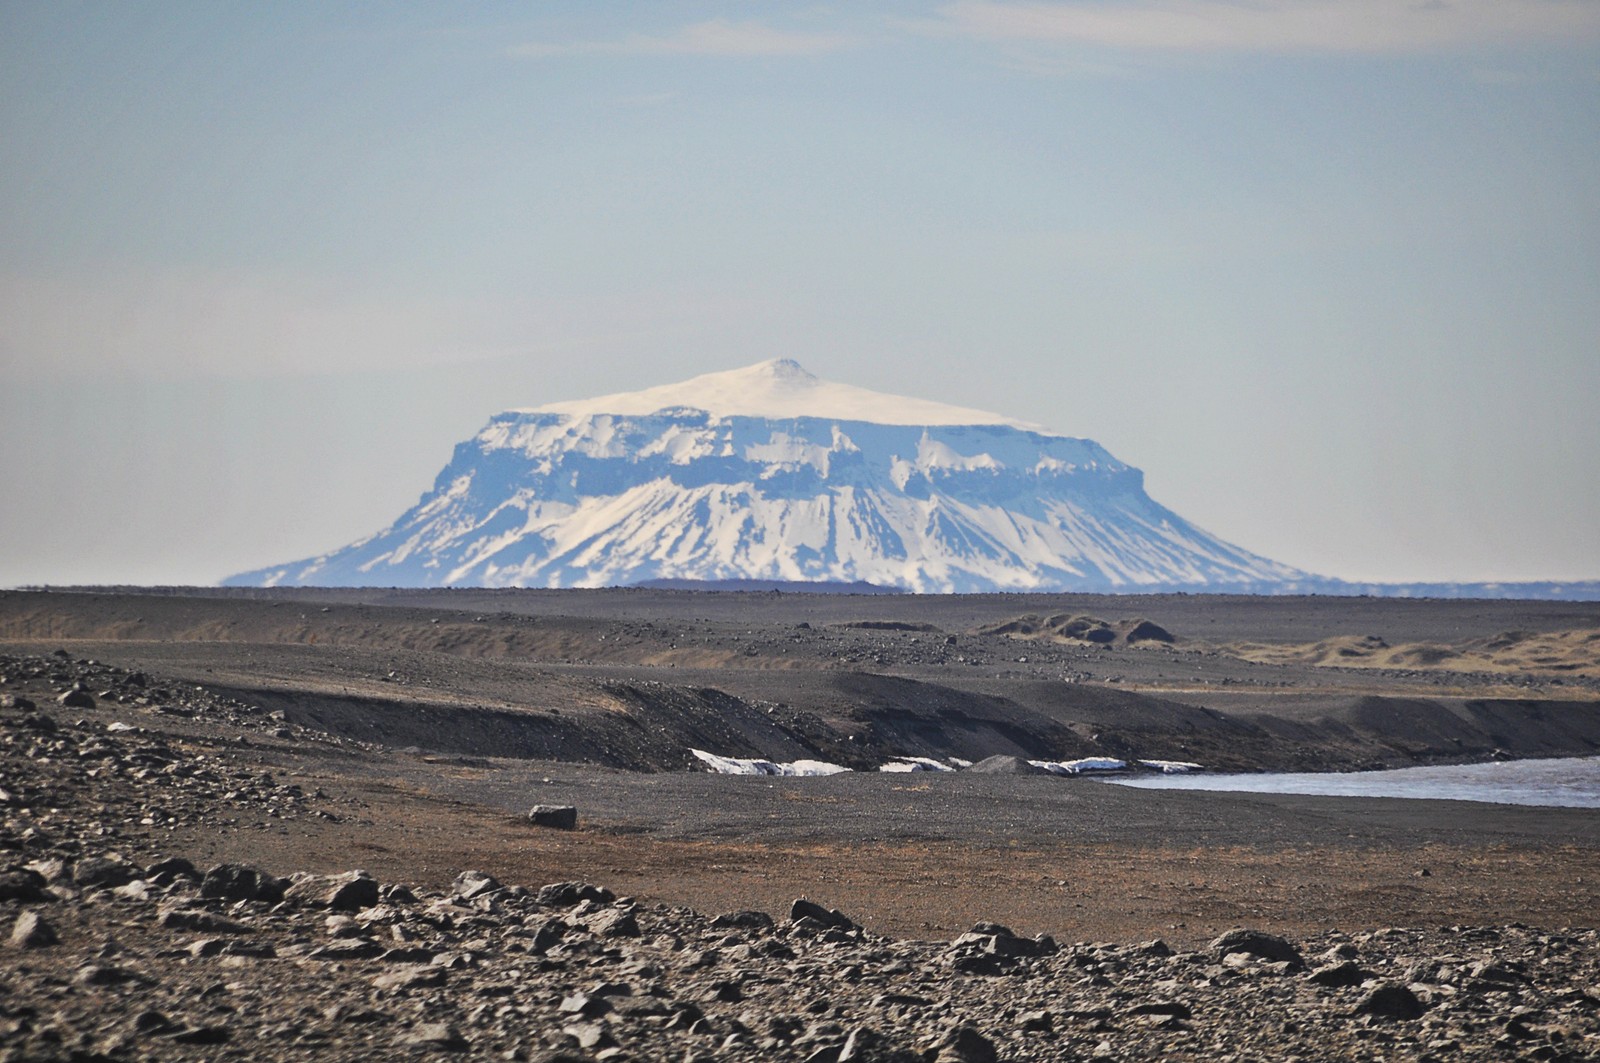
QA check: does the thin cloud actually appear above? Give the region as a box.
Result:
[512,19,858,59]
[928,0,1600,55]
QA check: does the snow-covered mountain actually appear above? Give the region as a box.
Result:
[226,359,1308,592]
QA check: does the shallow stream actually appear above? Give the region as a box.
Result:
[1104,755,1600,808]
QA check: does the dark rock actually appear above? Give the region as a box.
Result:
[537,881,615,907]
[285,870,379,911]
[308,940,386,961]
[0,868,52,903]
[588,907,640,938]
[528,1051,590,1063]
[200,863,284,904]
[72,856,138,890]
[57,689,95,709]
[0,694,36,710]
[131,1010,178,1036]
[1309,961,1371,987]
[838,1026,922,1062]
[1211,928,1305,969]
[171,1026,232,1045]
[1356,982,1427,1020]
[1127,1000,1193,1021]
[932,1026,999,1063]
[8,911,59,949]
[712,909,776,932]
[1469,960,1528,987]
[528,804,578,830]
[222,941,276,959]
[452,869,503,900]
[380,946,439,964]
[374,966,447,992]
[158,907,251,934]
[402,1022,469,1050]
[75,964,141,987]
[952,954,1010,976]
[559,993,612,1018]
[696,979,744,1003]
[791,898,858,931]
[565,1020,617,1050]
[528,1050,590,1063]
[144,857,200,885]
[380,882,417,904]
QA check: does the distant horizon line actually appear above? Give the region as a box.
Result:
[8,577,1600,602]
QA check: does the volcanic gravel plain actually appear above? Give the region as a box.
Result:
[2,586,1599,1061]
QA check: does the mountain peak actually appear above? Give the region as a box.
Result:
[521,359,1050,432]
[755,357,815,382]
[227,359,1310,592]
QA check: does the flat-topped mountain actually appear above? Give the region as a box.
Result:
[227,360,1306,591]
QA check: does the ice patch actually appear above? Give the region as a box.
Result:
[878,757,958,773]
[690,749,851,777]
[1139,759,1204,774]
[1028,757,1128,775]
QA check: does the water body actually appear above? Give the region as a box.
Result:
[1105,756,1600,809]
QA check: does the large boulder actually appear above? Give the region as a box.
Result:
[200,864,285,904]
[72,856,139,891]
[284,871,379,912]
[8,912,58,949]
[536,882,614,907]
[1211,928,1305,970]
[0,868,53,904]
[527,805,578,830]
[790,898,858,932]
[451,870,503,901]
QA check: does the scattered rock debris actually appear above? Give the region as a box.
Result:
[2,651,1599,1060]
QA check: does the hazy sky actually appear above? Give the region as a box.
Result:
[3,1,1597,587]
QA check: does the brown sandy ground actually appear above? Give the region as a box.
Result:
[4,654,1600,1060]
[5,646,1598,948]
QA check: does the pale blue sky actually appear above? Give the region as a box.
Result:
[2,2,1597,586]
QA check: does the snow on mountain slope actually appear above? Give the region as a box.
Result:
[525,358,1048,431]
[226,360,1308,591]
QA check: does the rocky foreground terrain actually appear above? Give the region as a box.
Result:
[4,649,1600,1061]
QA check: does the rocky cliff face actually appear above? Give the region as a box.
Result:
[227,361,1304,591]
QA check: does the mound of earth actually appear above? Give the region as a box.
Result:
[1219,627,1600,679]
[974,613,1175,647]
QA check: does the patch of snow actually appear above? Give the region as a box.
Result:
[916,434,1003,473]
[878,757,958,773]
[524,359,1054,432]
[1139,759,1204,774]
[690,748,851,777]
[1028,757,1128,775]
